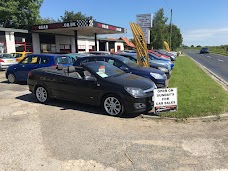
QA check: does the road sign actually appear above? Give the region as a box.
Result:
[154,88,178,113]
[130,22,149,67]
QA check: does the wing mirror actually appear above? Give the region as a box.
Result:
[120,66,129,72]
[85,76,97,81]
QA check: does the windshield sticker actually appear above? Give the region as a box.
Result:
[96,71,108,78]
[98,65,105,73]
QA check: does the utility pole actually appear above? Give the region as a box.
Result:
[170,9,172,51]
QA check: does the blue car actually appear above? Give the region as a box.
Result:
[74,55,168,88]
[148,53,174,69]
[6,54,74,83]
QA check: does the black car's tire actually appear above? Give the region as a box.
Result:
[35,86,49,103]
[7,73,16,83]
[102,95,125,116]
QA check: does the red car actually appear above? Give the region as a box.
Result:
[148,50,170,59]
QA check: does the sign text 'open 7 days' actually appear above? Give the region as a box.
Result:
[154,88,178,113]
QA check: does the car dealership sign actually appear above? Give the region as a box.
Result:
[136,13,152,44]
[154,88,178,113]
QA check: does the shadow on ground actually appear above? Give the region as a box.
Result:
[16,93,142,118]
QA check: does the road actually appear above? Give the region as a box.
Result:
[182,49,228,83]
[0,71,228,171]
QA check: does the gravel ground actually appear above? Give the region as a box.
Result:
[0,71,228,171]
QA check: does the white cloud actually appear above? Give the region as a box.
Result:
[183,28,228,46]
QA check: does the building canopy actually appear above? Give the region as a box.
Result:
[32,20,127,36]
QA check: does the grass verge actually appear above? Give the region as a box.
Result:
[161,55,228,118]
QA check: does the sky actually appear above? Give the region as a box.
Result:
[39,0,228,46]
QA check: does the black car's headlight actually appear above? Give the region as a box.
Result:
[125,87,146,98]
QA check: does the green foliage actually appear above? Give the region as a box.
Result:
[0,0,43,29]
[36,17,57,24]
[59,10,93,22]
[150,8,182,50]
[163,56,228,118]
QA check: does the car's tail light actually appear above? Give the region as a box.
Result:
[0,59,4,62]
[28,71,32,78]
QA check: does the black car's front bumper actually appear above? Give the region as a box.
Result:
[123,95,153,114]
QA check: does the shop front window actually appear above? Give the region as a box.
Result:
[41,44,56,53]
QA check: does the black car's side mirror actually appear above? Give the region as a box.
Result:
[85,76,97,81]
[120,66,129,72]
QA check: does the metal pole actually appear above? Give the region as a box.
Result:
[74,30,78,53]
[170,9,172,51]
[94,33,97,51]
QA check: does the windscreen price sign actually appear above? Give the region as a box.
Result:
[154,88,178,113]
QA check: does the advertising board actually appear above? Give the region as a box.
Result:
[136,14,152,44]
[130,22,149,67]
[154,88,178,113]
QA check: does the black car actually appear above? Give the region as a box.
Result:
[200,47,209,54]
[27,61,155,116]
[74,55,167,88]
[116,53,171,78]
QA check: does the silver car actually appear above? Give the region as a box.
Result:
[0,53,18,70]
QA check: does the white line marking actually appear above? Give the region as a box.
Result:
[218,59,224,62]
[207,56,211,58]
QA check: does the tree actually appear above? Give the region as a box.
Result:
[169,24,183,50]
[59,10,93,22]
[0,0,43,29]
[150,8,168,49]
[37,17,57,24]
[149,8,183,50]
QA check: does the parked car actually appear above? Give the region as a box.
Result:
[200,47,209,54]
[11,52,32,62]
[27,61,155,116]
[148,53,174,69]
[0,53,18,70]
[148,50,170,60]
[116,52,171,78]
[74,55,168,88]
[153,50,176,61]
[6,54,74,83]
[65,53,92,60]
[89,51,111,55]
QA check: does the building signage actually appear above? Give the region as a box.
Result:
[32,20,125,33]
[154,88,178,113]
[136,13,152,44]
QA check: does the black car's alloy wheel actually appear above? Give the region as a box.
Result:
[35,86,49,103]
[103,95,124,116]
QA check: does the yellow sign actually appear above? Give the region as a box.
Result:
[130,22,149,67]
[164,41,171,52]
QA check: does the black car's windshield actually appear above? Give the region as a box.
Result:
[85,62,125,78]
[0,54,13,58]
[116,56,140,67]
